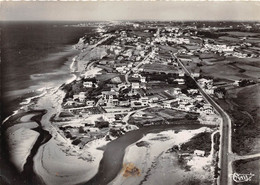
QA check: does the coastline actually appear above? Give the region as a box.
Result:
[109,127,214,185]
[2,45,80,123]
[1,34,218,185]
[85,124,209,185]
[1,42,82,184]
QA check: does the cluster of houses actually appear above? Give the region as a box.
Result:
[64,25,220,120]
[204,43,235,53]
[202,40,256,59]
[154,36,190,45]
[167,87,215,114]
[198,78,215,95]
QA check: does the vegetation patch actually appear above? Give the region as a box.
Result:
[180,132,212,156]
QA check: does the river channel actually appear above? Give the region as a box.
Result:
[85,122,206,185]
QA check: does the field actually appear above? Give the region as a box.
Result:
[128,107,199,126]
[158,45,179,53]
[95,73,119,82]
[218,84,260,155]
[142,63,178,73]
[179,132,213,156]
[223,31,260,37]
[182,44,201,51]
[218,36,241,43]
[231,85,260,154]
[246,38,260,44]
[198,53,221,59]
[200,62,260,81]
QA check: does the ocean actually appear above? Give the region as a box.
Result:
[0,21,97,185]
[1,21,94,121]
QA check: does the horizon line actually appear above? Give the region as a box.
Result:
[1,20,260,22]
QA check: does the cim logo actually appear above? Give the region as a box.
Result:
[231,172,255,183]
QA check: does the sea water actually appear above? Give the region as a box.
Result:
[1,21,94,121]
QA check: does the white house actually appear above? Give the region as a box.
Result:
[200,104,214,114]
[195,95,204,101]
[64,98,75,106]
[103,114,115,123]
[178,104,186,111]
[101,91,119,106]
[175,78,185,85]
[191,68,200,78]
[194,150,205,156]
[178,70,185,77]
[86,100,95,106]
[148,96,159,103]
[83,81,93,88]
[173,88,182,95]
[131,100,142,108]
[188,89,199,94]
[73,92,86,102]
[140,76,147,83]
[163,101,172,109]
[204,88,214,95]
[119,100,130,106]
[116,66,126,73]
[132,82,140,89]
[140,97,149,106]
[198,78,213,89]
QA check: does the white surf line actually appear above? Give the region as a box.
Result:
[20,91,47,105]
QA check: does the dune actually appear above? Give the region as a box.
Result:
[33,126,109,185]
[109,127,213,185]
[6,124,40,172]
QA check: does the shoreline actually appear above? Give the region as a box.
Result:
[2,45,80,124]
[109,127,215,185]
[1,42,81,185]
[85,124,211,185]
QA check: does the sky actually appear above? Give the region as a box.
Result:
[1,1,260,21]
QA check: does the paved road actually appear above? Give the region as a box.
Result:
[171,52,232,185]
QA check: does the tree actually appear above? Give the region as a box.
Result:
[184,75,198,89]
[79,126,85,133]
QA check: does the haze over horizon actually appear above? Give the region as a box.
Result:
[1,1,260,22]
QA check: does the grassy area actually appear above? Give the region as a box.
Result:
[217,84,260,155]
[218,36,241,43]
[158,45,179,53]
[200,63,254,81]
[142,63,178,72]
[224,31,260,37]
[180,132,212,156]
[129,107,199,127]
[231,85,260,155]
[198,53,220,59]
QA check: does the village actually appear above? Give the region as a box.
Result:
[50,23,226,149]
[2,2,260,184]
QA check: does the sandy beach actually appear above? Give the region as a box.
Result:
[5,120,39,172]
[26,77,109,184]
[109,127,215,185]
[33,128,109,185]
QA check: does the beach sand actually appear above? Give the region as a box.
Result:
[6,120,39,172]
[109,127,214,185]
[33,129,109,185]
[27,86,110,185]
